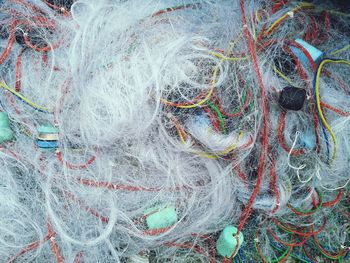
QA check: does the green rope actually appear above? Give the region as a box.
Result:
[208,101,227,134]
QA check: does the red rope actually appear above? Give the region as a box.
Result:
[73,252,83,263]
[268,228,308,247]
[321,102,349,117]
[78,178,162,192]
[203,106,221,132]
[15,49,24,92]
[47,222,65,263]
[270,156,280,214]
[56,151,96,170]
[237,0,269,234]
[7,233,52,263]
[322,190,343,208]
[215,89,252,117]
[144,227,172,235]
[234,164,248,183]
[152,4,200,17]
[313,232,344,259]
[64,191,109,223]
[23,33,62,52]
[272,217,327,237]
[0,20,16,65]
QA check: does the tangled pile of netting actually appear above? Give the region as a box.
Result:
[0,0,349,262]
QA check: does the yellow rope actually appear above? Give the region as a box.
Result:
[193,132,244,159]
[208,52,247,62]
[161,53,245,108]
[159,65,217,109]
[330,44,350,56]
[167,54,246,157]
[215,132,245,155]
[160,88,213,109]
[175,121,244,159]
[315,59,350,162]
[265,3,313,36]
[272,66,296,86]
[0,82,53,113]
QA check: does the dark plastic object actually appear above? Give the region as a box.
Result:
[278,86,307,111]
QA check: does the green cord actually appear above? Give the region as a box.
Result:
[248,90,256,113]
[275,221,296,235]
[314,239,344,260]
[254,229,291,262]
[208,83,256,134]
[313,213,345,261]
[208,101,227,134]
[207,84,256,135]
[288,189,324,215]
[271,245,291,263]
[271,243,311,263]
[237,93,256,131]
[227,84,249,115]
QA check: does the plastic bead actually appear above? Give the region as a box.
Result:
[216,225,244,258]
[37,125,59,149]
[36,140,59,149]
[37,125,59,134]
[145,206,177,230]
[0,112,13,144]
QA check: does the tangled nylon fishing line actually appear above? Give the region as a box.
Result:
[0,0,349,262]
